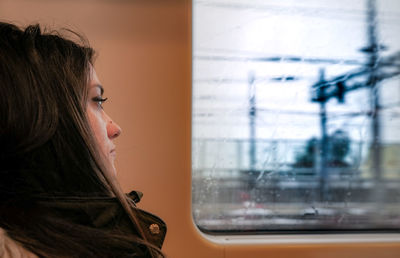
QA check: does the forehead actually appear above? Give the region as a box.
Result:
[88,67,103,94]
[88,65,101,85]
[89,67,101,84]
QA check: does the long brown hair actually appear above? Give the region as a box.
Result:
[0,22,163,257]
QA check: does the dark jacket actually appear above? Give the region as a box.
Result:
[0,191,166,257]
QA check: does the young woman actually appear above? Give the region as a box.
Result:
[0,22,166,257]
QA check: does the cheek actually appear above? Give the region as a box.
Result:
[87,108,108,150]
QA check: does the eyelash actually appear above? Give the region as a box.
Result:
[92,97,108,109]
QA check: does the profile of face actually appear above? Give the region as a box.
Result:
[86,67,122,174]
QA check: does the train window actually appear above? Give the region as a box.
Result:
[192,0,400,233]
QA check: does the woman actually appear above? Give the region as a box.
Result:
[0,22,166,257]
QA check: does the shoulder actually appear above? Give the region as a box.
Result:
[136,207,167,249]
[0,228,38,258]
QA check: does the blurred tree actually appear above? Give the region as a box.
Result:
[293,130,350,169]
[293,137,318,168]
[328,129,350,167]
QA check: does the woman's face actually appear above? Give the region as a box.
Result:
[87,67,122,174]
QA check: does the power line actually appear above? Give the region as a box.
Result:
[193,65,399,87]
[192,120,386,128]
[193,102,400,120]
[195,53,400,67]
[196,47,367,61]
[195,54,367,66]
[194,75,307,84]
[195,1,400,22]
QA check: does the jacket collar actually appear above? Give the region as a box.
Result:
[33,191,166,249]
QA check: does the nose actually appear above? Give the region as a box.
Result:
[107,120,122,139]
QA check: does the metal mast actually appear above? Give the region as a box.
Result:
[363,0,382,182]
[248,71,257,172]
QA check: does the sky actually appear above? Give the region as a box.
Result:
[192,0,400,147]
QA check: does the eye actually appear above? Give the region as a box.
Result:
[92,96,108,109]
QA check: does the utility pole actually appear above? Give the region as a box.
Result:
[248,71,257,172]
[319,69,329,201]
[313,68,329,201]
[362,0,382,182]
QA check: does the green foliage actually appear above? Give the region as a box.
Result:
[293,130,350,168]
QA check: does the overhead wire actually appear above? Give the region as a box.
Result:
[195,0,400,22]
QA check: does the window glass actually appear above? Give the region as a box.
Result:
[192,0,400,232]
